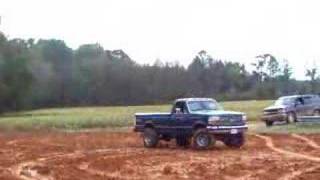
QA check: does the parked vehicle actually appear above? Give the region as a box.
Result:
[262,94,320,126]
[134,98,248,149]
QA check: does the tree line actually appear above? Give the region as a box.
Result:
[0,31,319,112]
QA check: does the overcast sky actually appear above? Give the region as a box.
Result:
[1,0,320,79]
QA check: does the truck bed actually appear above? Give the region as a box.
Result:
[135,113,171,116]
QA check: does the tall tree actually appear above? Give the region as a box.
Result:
[266,55,280,78]
[306,64,318,93]
[252,55,267,82]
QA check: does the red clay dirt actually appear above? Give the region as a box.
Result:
[0,132,319,180]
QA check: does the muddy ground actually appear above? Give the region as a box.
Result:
[0,132,319,180]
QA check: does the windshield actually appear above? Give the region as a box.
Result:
[275,97,295,106]
[187,100,220,112]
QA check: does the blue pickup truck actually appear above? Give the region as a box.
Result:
[134,98,248,149]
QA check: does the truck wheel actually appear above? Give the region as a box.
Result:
[313,110,320,116]
[143,128,159,148]
[224,133,245,148]
[176,136,191,147]
[265,121,273,127]
[287,112,296,124]
[192,129,212,150]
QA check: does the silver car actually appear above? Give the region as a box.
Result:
[261,94,320,126]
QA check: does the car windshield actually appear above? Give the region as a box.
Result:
[275,97,295,105]
[187,100,220,111]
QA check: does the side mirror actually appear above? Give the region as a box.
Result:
[175,108,182,114]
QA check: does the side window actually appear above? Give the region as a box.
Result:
[182,102,189,113]
[172,102,188,114]
[303,97,312,105]
[313,96,320,104]
[295,97,304,105]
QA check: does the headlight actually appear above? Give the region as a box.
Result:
[242,115,247,121]
[208,116,220,125]
[278,109,286,113]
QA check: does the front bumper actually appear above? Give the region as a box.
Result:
[206,125,248,134]
[261,113,287,122]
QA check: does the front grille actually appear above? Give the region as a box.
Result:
[263,109,280,115]
[218,115,243,125]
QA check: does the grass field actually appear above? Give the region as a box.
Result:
[1,99,320,133]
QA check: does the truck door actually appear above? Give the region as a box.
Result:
[302,96,314,116]
[295,97,308,116]
[171,101,190,136]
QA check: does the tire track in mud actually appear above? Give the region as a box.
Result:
[76,150,159,179]
[0,166,11,174]
[37,147,146,164]
[236,169,269,180]
[6,140,67,149]
[79,150,223,179]
[77,162,124,179]
[254,134,320,162]
[10,147,144,180]
[6,134,320,180]
[13,161,54,180]
[255,134,320,180]
[279,165,320,180]
[291,134,320,149]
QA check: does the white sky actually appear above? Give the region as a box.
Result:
[1,0,320,79]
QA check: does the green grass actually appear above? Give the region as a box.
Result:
[1,99,319,133]
[250,122,320,134]
[222,100,273,121]
[0,105,169,131]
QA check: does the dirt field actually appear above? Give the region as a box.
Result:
[0,132,319,180]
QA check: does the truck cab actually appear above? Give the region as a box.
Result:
[134,98,248,149]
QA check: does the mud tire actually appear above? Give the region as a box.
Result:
[313,110,320,116]
[143,128,159,148]
[266,121,273,127]
[192,128,212,150]
[286,112,297,124]
[224,133,245,148]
